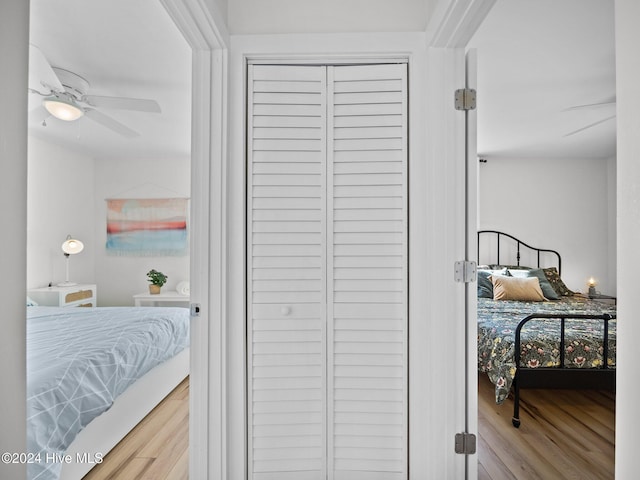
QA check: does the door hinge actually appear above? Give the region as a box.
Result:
[190,303,201,317]
[455,432,477,455]
[454,260,477,283]
[455,88,477,111]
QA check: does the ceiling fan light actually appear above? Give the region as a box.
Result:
[43,97,84,121]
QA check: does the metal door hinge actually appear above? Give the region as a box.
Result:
[190,303,201,317]
[454,260,477,283]
[455,432,477,454]
[455,88,476,110]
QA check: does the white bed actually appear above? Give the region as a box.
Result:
[60,347,188,479]
[27,306,190,480]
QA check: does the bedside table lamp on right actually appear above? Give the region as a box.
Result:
[587,277,597,298]
[59,234,84,286]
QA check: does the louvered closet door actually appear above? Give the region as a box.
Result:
[327,64,408,480]
[248,64,328,480]
[248,63,407,480]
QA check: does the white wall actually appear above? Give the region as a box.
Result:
[606,155,616,293]
[615,0,640,477]
[26,138,189,306]
[478,155,616,294]
[0,1,28,477]
[27,136,96,288]
[228,0,431,34]
[94,157,190,306]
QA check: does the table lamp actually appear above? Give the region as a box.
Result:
[59,235,84,286]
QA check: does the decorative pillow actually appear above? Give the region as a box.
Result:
[542,267,574,296]
[477,270,494,298]
[477,268,510,298]
[490,275,546,302]
[27,296,38,307]
[508,268,559,300]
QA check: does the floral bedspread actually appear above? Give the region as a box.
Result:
[477,295,616,404]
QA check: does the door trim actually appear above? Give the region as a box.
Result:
[159,1,228,479]
[229,34,425,479]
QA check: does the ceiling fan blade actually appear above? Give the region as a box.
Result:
[85,109,140,138]
[563,99,616,111]
[563,115,616,137]
[81,95,161,113]
[28,44,63,94]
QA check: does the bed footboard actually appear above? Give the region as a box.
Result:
[511,313,616,428]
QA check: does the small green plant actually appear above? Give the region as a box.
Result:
[146,269,168,287]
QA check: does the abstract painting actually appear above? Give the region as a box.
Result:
[106,198,188,256]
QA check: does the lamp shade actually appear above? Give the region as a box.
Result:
[43,96,84,121]
[62,236,84,255]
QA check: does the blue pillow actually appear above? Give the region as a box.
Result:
[523,268,560,300]
[477,270,493,298]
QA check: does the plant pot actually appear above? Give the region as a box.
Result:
[149,284,161,295]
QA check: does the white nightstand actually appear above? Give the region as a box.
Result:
[133,291,190,307]
[28,284,97,307]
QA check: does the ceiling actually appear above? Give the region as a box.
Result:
[28,0,191,160]
[469,0,616,159]
[27,0,615,162]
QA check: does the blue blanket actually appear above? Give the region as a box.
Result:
[27,306,189,480]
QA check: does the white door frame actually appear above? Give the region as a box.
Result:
[229,34,427,480]
[163,1,495,479]
[159,1,228,479]
[424,1,496,478]
[423,2,495,479]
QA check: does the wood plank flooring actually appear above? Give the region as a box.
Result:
[83,377,189,480]
[82,374,613,479]
[478,373,615,480]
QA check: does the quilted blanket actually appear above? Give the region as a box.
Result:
[477,296,616,404]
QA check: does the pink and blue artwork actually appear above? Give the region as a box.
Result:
[106,198,188,256]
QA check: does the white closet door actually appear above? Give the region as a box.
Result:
[327,64,408,480]
[248,64,328,480]
[248,63,407,480]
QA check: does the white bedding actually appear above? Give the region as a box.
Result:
[26,306,189,480]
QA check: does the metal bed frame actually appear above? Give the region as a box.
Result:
[477,230,616,428]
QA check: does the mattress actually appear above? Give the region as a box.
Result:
[26,306,190,480]
[477,295,616,404]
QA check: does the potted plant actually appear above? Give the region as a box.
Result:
[146,269,168,294]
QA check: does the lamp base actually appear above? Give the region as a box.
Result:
[57,281,78,287]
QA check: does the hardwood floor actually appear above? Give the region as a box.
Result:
[82,374,614,479]
[478,373,615,480]
[83,377,189,480]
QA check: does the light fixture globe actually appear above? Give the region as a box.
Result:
[43,95,84,122]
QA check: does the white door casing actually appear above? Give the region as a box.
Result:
[247,63,408,480]
[228,26,489,479]
[465,48,479,480]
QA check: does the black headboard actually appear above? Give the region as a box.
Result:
[477,230,562,275]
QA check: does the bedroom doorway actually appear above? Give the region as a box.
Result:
[24,0,214,477]
[469,1,617,477]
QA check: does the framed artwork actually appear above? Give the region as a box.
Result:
[106,198,188,256]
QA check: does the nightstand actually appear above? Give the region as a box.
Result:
[589,293,617,305]
[133,291,190,307]
[28,284,97,307]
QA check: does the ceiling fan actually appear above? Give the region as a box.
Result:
[28,45,161,138]
[563,97,616,137]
